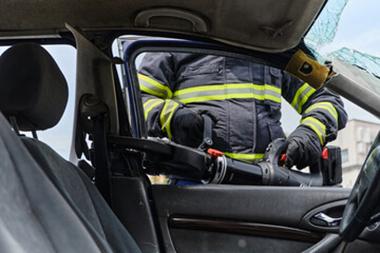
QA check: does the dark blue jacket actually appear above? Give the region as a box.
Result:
[138,53,347,162]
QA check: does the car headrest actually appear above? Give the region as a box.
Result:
[0,43,68,131]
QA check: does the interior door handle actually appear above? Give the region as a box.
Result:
[310,212,342,227]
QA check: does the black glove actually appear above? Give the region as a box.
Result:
[172,107,204,147]
[285,125,322,170]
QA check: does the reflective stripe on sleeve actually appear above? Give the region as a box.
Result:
[224,152,265,162]
[173,83,281,104]
[301,117,326,144]
[143,99,164,120]
[304,102,338,122]
[291,83,316,113]
[160,99,180,139]
[138,73,173,99]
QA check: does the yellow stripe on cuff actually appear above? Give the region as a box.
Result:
[301,117,326,144]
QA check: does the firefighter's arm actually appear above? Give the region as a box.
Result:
[282,72,348,145]
[138,53,181,139]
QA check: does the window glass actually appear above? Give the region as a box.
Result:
[38,45,76,159]
[0,45,76,159]
[341,149,349,163]
[305,0,380,96]
[113,36,380,188]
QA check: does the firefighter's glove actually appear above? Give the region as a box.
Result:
[285,126,322,170]
[172,107,204,147]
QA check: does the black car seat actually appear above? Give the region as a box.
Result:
[0,43,142,253]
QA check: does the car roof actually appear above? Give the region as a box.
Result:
[0,0,326,52]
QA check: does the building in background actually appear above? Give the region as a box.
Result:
[331,119,380,187]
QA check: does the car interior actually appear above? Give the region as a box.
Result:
[0,1,380,253]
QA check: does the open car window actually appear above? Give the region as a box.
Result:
[113,34,379,188]
[0,45,76,159]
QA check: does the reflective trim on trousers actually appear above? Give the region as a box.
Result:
[160,99,180,139]
[143,98,164,120]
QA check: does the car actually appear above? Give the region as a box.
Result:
[0,0,379,252]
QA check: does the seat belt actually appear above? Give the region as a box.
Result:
[92,110,111,203]
[78,94,111,204]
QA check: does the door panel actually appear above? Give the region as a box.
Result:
[151,185,350,253]
[171,229,312,253]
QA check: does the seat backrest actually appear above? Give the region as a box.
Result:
[0,43,141,253]
[0,112,111,252]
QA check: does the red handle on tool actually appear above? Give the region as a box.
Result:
[207,148,224,158]
[280,147,328,165]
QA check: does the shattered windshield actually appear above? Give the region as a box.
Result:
[305,0,380,93]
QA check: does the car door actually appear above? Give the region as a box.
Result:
[112,38,380,253]
[151,185,350,253]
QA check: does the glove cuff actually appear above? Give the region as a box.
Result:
[294,125,323,148]
[300,117,326,145]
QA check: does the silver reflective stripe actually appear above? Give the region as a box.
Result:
[174,88,280,100]
[173,84,281,104]
[160,100,180,139]
[301,117,326,144]
[139,78,171,98]
[291,83,316,113]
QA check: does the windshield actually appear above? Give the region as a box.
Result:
[303,0,380,187]
[305,0,380,94]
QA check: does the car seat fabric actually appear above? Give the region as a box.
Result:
[0,43,142,252]
[0,113,111,253]
[21,137,142,253]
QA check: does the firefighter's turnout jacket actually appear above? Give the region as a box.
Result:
[138,53,347,162]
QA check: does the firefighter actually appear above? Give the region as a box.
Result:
[138,53,347,171]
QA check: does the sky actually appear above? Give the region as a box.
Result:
[0,0,379,158]
[320,0,380,57]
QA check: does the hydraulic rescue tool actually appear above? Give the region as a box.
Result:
[109,115,342,186]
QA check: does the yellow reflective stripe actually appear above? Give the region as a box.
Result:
[301,117,326,144]
[291,83,308,109]
[300,88,316,111]
[304,102,338,122]
[143,99,164,120]
[138,73,173,98]
[189,94,280,104]
[178,93,281,104]
[173,83,281,104]
[140,84,166,98]
[143,98,160,109]
[174,83,281,96]
[224,152,265,162]
[291,83,316,113]
[160,100,180,139]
